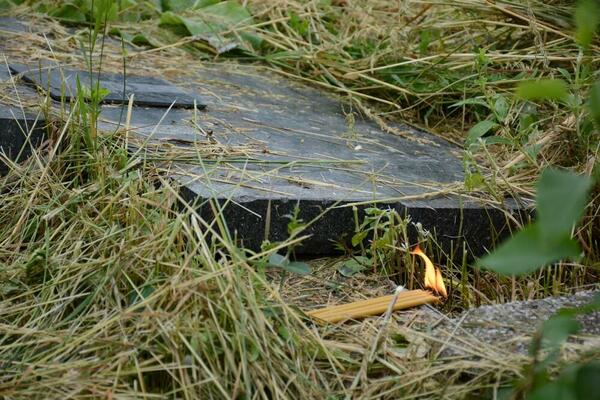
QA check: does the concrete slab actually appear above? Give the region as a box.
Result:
[0,106,46,175]
[0,12,526,255]
[0,63,46,175]
[9,63,206,109]
[97,64,526,256]
[0,17,30,34]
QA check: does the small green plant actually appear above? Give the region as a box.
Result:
[261,203,311,285]
[478,168,593,275]
[266,252,310,276]
[478,167,597,399]
[517,296,600,400]
[333,207,413,280]
[477,0,599,366]
[58,0,116,182]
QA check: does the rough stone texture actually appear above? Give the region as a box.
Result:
[1,15,529,256]
[0,106,46,175]
[422,291,600,357]
[0,17,29,34]
[97,64,527,255]
[9,63,206,109]
[0,62,46,175]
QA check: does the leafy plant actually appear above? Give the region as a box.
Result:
[335,255,370,278]
[67,0,117,179]
[575,0,600,48]
[477,167,596,399]
[267,252,310,276]
[478,0,599,277]
[516,79,569,102]
[332,207,417,282]
[158,0,261,50]
[478,168,592,275]
[513,294,600,400]
[262,204,311,281]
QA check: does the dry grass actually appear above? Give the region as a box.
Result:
[0,1,599,398]
[0,122,529,398]
[247,0,599,184]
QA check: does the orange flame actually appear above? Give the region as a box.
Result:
[410,245,447,297]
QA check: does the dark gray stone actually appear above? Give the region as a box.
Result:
[0,105,46,175]
[9,63,206,109]
[0,59,46,175]
[0,17,29,34]
[96,63,528,256]
[0,13,528,255]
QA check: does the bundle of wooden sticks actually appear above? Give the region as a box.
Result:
[306,289,438,324]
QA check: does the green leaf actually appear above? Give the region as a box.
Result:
[50,4,87,23]
[336,258,367,277]
[481,136,513,146]
[540,314,580,349]
[528,381,577,400]
[289,11,309,36]
[351,231,368,247]
[575,363,600,400]
[160,1,251,35]
[494,95,509,122]
[278,325,291,341]
[202,1,261,47]
[267,253,311,275]
[159,1,261,49]
[162,0,218,12]
[93,0,118,23]
[588,82,600,127]
[575,0,600,48]
[465,172,485,190]
[466,120,497,145]
[245,337,260,362]
[268,253,286,267]
[129,284,156,305]
[516,79,568,101]
[477,225,580,275]
[524,143,543,160]
[110,28,161,47]
[419,29,433,55]
[201,0,253,25]
[160,11,209,36]
[536,169,593,243]
[281,261,311,275]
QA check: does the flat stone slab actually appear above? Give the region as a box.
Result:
[95,63,525,256]
[0,15,526,255]
[0,17,34,35]
[9,63,206,109]
[0,105,46,175]
[0,64,46,175]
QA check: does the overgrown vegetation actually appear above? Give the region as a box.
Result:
[0,0,599,398]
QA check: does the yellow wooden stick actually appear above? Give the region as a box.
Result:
[309,290,428,317]
[306,289,438,323]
